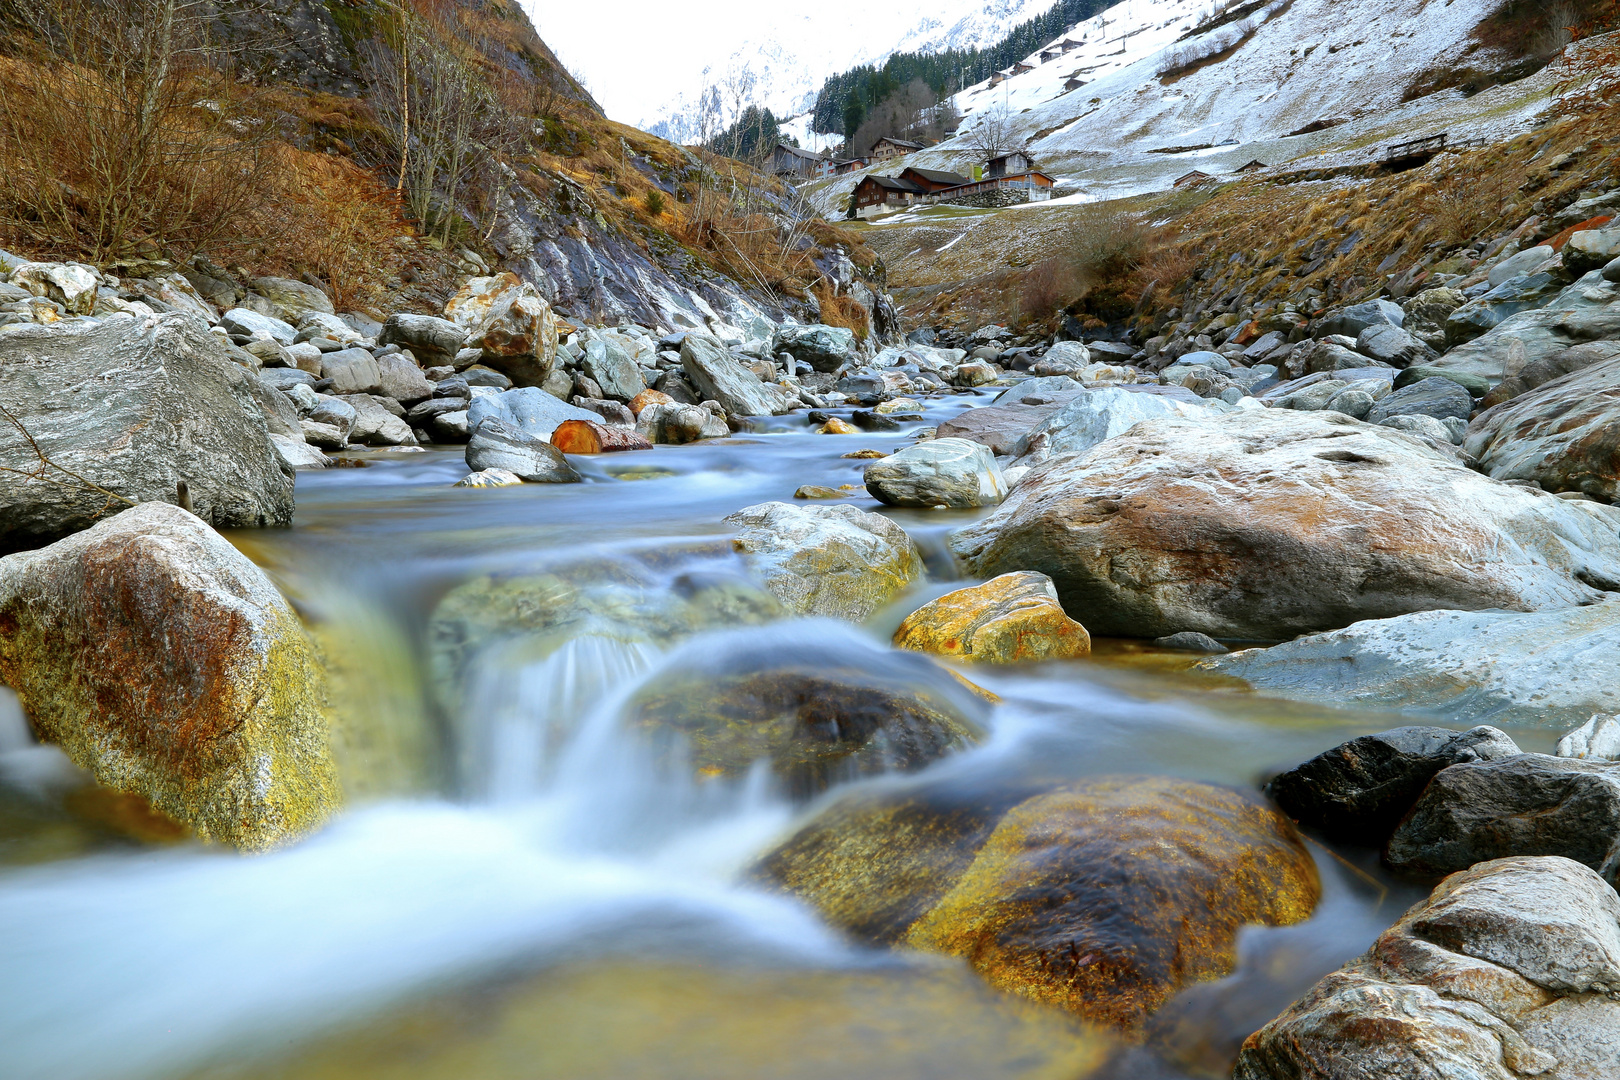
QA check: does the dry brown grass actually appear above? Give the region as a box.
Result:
[812,281,871,339]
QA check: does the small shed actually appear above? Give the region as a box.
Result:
[1010,62,1035,75]
[1059,38,1083,52]
[987,150,1036,178]
[1174,170,1216,189]
[988,72,1005,87]
[1235,159,1269,173]
[1039,48,1061,63]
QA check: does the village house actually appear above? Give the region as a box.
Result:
[1058,38,1083,52]
[897,166,970,194]
[870,136,925,162]
[1039,47,1062,63]
[831,156,869,175]
[849,174,924,218]
[1009,61,1035,75]
[1235,159,1269,173]
[769,143,824,179]
[1174,169,1216,189]
[986,150,1036,178]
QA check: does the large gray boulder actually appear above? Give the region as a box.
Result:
[680,334,794,416]
[724,501,925,621]
[0,502,339,850]
[464,418,580,483]
[1020,386,1207,458]
[375,352,434,405]
[774,324,857,373]
[0,314,293,553]
[338,394,416,446]
[1430,270,1620,387]
[1478,339,1620,408]
[949,410,1620,640]
[1445,271,1571,346]
[318,347,382,395]
[635,402,729,444]
[581,337,645,402]
[378,312,468,366]
[1204,601,1620,729]
[1364,376,1473,424]
[1235,856,1620,1080]
[220,307,296,344]
[863,438,1008,509]
[1264,726,1522,847]
[1356,323,1433,367]
[1315,299,1403,339]
[933,399,1074,455]
[1387,755,1620,884]
[1464,352,1620,501]
[1565,227,1620,276]
[465,386,598,442]
[250,276,333,323]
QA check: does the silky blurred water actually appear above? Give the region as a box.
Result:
[0,399,1446,1080]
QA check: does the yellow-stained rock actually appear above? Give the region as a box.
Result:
[894,572,1090,664]
[874,397,924,415]
[756,776,1319,1037]
[906,778,1320,1034]
[628,388,675,416]
[0,503,340,851]
[820,418,859,434]
[794,484,860,499]
[842,449,887,459]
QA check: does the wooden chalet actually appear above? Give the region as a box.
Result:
[986,150,1036,178]
[898,166,970,193]
[988,71,1005,87]
[1063,76,1086,92]
[832,156,869,175]
[929,170,1056,206]
[1235,159,1269,173]
[1009,61,1035,75]
[770,143,824,179]
[870,136,925,161]
[1173,169,1216,189]
[1058,38,1083,52]
[850,174,925,216]
[1039,47,1062,63]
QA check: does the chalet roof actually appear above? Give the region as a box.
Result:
[1174,170,1215,187]
[1235,159,1269,172]
[874,137,924,150]
[857,175,925,193]
[774,143,823,161]
[1010,61,1035,72]
[987,150,1034,166]
[900,167,970,186]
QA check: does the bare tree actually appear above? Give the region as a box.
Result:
[967,102,1016,162]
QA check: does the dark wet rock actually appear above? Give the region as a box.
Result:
[1477,340,1620,409]
[724,501,924,621]
[1264,726,1521,847]
[1315,299,1403,339]
[1235,856,1620,1080]
[464,418,581,483]
[1154,632,1227,653]
[1364,376,1473,425]
[0,314,293,553]
[1386,755,1620,884]
[378,313,468,366]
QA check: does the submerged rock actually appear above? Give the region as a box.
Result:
[758,776,1319,1035]
[949,411,1620,640]
[1264,726,1521,847]
[724,502,924,621]
[1235,856,1620,1080]
[1386,755,1620,884]
[1203,601,1620,729]
[863,438,1008,509]
[893,572,1090,663]
[0,314,294,553]
[0,503,339,849]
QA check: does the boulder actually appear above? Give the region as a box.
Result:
[628,388,675,415]
[375,352,434,405]
[954,360,997,386]
[1386,755,1620,883]
[10,261,99,314]
[948,410,1620,640]
[338,394,416,446]
[0,502,339,849]
[624,650,983,799]
[464,418,581,483]
[1402,287,1467,349]
[1203,601,1620,729]
[680,334,793,416]
[378,312,468,367]
[1464,352,1620,501]
[271,434,329,471]
[758,777,1319,1035]
[1564,227,1620,276]
[1315,299,1403,339]
[1356,323,1433,367]
[1393,365,1491,398]
[1364,376,1473,424]
[1378,413,1461,446]
[1234,856,1620,1080]
[635,402,729,444]
[454,468,523,488]
[1154,631,1226,652]
[318,347,383,395]
[1264,726,1522,847]
[256,367,318,392]
[299,420,346,450]
[863,438,1008,509]
[1294,340,1376,378]
[442,273,557,387]
[581,337,646,401]
[992,376,1084,403]
[250,276,333,322]
[465,386,599,442]
[1489,244,1555,285]
[1018,386,1206,457]
[1559,715,1620,761]
[220,307,296,344]
[0,314,294,553]
[724,501,924,621]
[774,324,857,372]
[1478,340,1620,409]
[1432,271,1620,387]
[934,400,1072,456]
[893,571,1090,663]
[1445,271,1572,346]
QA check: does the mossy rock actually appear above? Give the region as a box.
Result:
[894,572,1091,664]
[626,666,983,799]
[757,776,1320,1035]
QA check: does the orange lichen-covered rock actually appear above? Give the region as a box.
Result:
[0,502,339,850]
[628,388,675,416]
[756,776,1320,1037]
[550,418,653,455]
[819,418,859,434]
[893,572,1090,663]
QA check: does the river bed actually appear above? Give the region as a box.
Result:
[0,396,1552,1080]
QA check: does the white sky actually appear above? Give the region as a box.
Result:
[525,3,821,125]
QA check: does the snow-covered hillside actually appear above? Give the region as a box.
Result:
[642,0,1057,146]
[805,0,1550,214]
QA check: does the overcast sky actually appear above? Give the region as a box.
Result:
[526,3,789,125]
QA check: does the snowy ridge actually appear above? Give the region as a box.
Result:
[642,0,1057,147]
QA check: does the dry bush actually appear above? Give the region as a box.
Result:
[0,0,277,262]
[1017,256,1083,322]
[811,281,870,339]
[1422,169,1515,246]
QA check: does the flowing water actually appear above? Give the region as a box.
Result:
[0,397,1556,1080]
